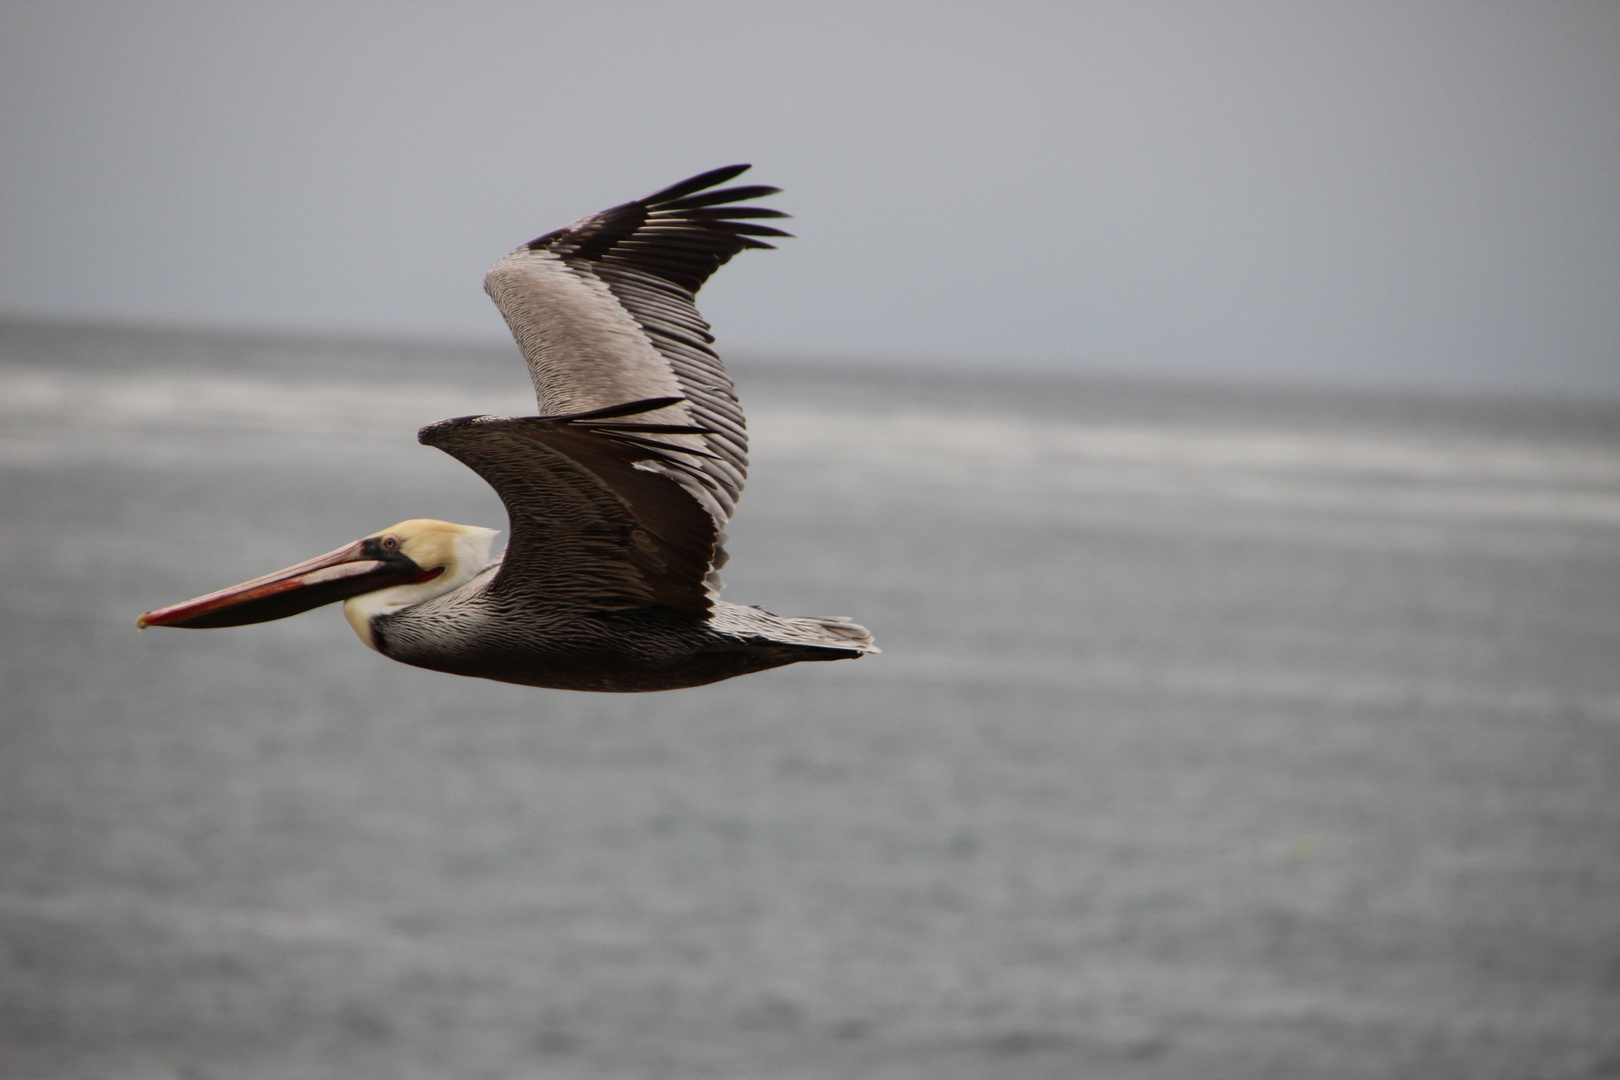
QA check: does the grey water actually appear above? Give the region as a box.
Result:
[4,319,1620,1079]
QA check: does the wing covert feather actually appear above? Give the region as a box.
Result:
[419,404,721,616]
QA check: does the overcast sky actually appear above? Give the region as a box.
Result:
[3,1,1617,393]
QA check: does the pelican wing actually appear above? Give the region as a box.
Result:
[483,164,790,528]
[419,398,723,615]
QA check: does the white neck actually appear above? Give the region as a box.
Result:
[343,526,498,650]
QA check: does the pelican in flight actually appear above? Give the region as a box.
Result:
[138,165,875,692]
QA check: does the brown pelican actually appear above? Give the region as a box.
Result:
[137,165,875,691]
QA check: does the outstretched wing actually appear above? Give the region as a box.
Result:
[419,398,724,615]
[483,165,790,529]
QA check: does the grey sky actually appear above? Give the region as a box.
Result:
[3,1,1617,393]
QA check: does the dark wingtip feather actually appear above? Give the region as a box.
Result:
[526,166,789,288]
[526,167,770,251]
[643,164,753,205]
[685,206,791,221]
[657,185,781,212]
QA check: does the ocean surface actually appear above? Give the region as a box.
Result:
[4,319,1620,1079]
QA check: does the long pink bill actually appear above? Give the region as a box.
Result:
[137,539,431,629]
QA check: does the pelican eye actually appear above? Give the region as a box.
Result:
[380,535,400,552]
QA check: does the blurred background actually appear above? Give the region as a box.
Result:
[3,3,1619,1078]
[5,0,1620,392]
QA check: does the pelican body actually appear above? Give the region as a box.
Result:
[138,166,875,691]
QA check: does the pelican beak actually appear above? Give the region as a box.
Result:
[137,537,437,629]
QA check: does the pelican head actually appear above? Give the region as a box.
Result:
[136,520,500,643]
